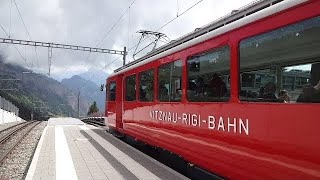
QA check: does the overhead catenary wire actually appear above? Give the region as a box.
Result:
[13,0,32,40]
[79,0,136,72]
[87,0,205,76]
[128,5,131,50]
[95,0,136,48]
[0,24,31,69]
[9,0,13,38]
[77,0,136,91]
[58,0,136,87]
[176,0,180,17]
[127,0,205,54]
[156,0,204,32]
[13,0,39,72]
[94,0,205,75]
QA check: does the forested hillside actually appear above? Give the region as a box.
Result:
[0,56,90,120]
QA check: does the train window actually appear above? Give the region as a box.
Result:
[158,60,182,102]
[139,69,154,102]
[187,46,230,102]
[125,74,136,101]
[109,81,116,101]
[239,16,320,103]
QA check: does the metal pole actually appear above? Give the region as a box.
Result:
[48,45,52,76]
[31,107,34,121]
[31,97,34,121]
[77,91,80,118]
[123,46,127,66]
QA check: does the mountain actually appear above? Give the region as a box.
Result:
[78,68,109,86]
[0,56,90,120]
[61,75,105,115]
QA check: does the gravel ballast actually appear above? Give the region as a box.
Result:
[0,121,47,180]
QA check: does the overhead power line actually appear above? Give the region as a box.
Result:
[76,0,136,91]
[87,0,205,77]
[0,24,31,68]
[13,0,40,72]
[59,0,135,79]
[128,0,205,53]
[95,0,136,48]
[85,0,205,85]
[156,0,204,32]
[13,0,32,40]
[9,0,13,38]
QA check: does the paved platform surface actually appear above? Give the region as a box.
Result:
[26,118,188,180]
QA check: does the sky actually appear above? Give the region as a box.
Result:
[0,0,256,81]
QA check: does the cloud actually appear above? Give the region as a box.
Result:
[0,0,254,79]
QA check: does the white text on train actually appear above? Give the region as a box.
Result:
[149,110,249,135]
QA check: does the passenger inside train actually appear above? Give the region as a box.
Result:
[239,16,320,103]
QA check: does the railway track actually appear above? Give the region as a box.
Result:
[0,121,26,135]
[0,121,41,164]
[83,119,105,127]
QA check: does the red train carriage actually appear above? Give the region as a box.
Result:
[105,0,320,179]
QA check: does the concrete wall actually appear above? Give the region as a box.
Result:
[0,108,24,125]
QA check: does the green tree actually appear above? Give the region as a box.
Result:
[87,101,99,115]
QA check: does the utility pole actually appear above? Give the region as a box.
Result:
[31,97,34,121]
[48,45,52,76]
[123,46,127,65]
[77,91,80,118]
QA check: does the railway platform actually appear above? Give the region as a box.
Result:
[25,118,188,180]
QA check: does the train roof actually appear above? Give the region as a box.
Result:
[112,0,307,76]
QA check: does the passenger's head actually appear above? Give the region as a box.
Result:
[278,90,288,97]
[278,90,290,103]
[212,73,221,81]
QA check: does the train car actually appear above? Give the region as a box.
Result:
[105,0,320,179]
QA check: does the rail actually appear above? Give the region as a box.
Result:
[0,121,41,164]
[81,117,105,127]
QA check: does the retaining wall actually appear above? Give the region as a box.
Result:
[0,109,24,124]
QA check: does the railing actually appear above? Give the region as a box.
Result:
[0,96,19,116]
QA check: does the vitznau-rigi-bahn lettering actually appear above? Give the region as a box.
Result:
[149,110,249,135]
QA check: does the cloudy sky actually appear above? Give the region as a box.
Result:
[0,0,255,80]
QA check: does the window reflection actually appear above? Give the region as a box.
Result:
[187,46,230,102]
[125,75,136,101]
[109,82,116,101]
[139,69,154,102]
[158,60,182,102]
[239,16,320,103]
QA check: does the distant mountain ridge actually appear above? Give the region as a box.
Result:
[61,75,105,114]
[78,68,109,86]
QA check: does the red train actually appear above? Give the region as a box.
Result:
[105,0,320,179]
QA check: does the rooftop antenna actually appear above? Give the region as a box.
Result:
[133,30,170,60]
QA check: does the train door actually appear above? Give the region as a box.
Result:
[115,74,124,129]
[106,74,123,131]
[106,78,116,128]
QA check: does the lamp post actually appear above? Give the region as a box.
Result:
[77,91,80,118]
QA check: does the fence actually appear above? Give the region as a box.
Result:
[0,96,19,116]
